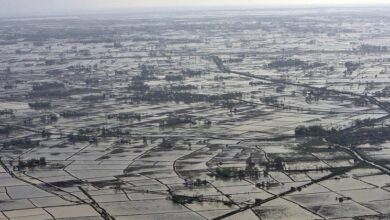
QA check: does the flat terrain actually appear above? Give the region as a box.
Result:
[1,7,390,219]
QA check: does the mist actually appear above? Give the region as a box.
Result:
[1,0,389,17]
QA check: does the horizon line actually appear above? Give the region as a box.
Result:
[1,3,390,19]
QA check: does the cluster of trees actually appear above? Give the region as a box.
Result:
[132,75,157,81]
[45,59,56,66]
[344,61,360,75]
[260,96,278,105]
[359,44,388,53]
[77,128,99,135]
[29,89,70,98]
[0,109,14,116]
[171,194,200,205]
[295,125,332,137]
[84,78,100,85]
[354,98,368,107]
[181,69,208,77]
[305,94,321,104]
[128,80,150,92]
[214,156,265,180]
[67,64,98,75]
[271,157,285,171]
[3,138,39,148]
[276,85,286,93]
[159,139,174,149]
[354,118,376,127]
[168,84,197,91]
[184,178,208,187]
[267,59,326,70]
[221,101,238,112]
[249,81,266,86]
[60,111,86,118]
[214,76,234,81]
[29,101,51,109]
[113,42,123,48]
[101,127,130,137]
[256,181,280,189]
[297,118,388,147]
[140,64,159,76]
[40,114,58,123]
[4,82,16,89]
[374,86,390,98]
[0,125,12,135]
[107,112,141,121]
[215,167,235,178]
[215,166,260,180]
[17,157,46,170]
[225,58,244,63]
[68,133,97,144]
[131,91,243,104]
[159,115,195,127]
[327,126,390,146]
[32,81,65,91]
[81,94,106,102]
[165,75,184,81]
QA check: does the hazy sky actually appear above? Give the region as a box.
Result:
[1,0,389,17]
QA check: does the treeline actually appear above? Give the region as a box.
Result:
[16,157,46,170]
[165,75,185,81]
[68,133,97,144]
[169,84,197,91]
[0,125,12,135]
[159,115,194,127]
[81,94,106,102]
[130,91,242,104]
[295,125,333,137]
[181,69,208,77]
[267,59,325,70]
[128,80,150,92]
[296,119,389,147]
[295,118,376,138]
[28,101,51,109]
[359,44,388,53]
[0,109,14,116]
[60,111,86,118]
[2,138,40,148]
[32,81,65,91]
[327,126,390,146]
[107,112,141,121]
[29,89,70,98]
[344,61,360,75]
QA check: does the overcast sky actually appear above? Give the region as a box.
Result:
[1,0,389,17]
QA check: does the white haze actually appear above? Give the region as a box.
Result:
[0,0,389,17]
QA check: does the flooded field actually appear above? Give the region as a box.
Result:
[1,7,390,220]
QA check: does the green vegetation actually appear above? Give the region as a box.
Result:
[28,101,51,109]
[17,157,47,170]
[130,91,243,104]
[327,126,390,146]
[215,167,235,178]
[159,139,174,149]
[215,165,260,180]
[171,194,199,204]
[295,125,331,137]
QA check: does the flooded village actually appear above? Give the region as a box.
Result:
[1,7,390,220]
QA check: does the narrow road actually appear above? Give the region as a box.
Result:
[213,165,358,220]
[338,145,390,175]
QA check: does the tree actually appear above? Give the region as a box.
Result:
[274,157,284,171]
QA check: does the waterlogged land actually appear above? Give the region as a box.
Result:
[1,7,390,220]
